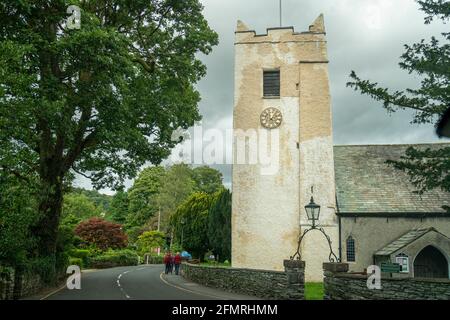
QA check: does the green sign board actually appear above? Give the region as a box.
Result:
[381,262,401,273]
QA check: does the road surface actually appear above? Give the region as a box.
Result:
[40,264,257,300]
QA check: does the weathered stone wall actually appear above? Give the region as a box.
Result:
[0,267,15,300]
[0,267,45,300]
[14,270,44,298]
[182,260,305,300]
[323,263,450,300]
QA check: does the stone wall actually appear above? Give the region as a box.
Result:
[0,267,45,300]
[182,260,305,300]
[14,270,44,298]
[323,263,450,300]
[0,267,15,300]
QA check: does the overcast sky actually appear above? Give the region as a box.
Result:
[76,0,448,194]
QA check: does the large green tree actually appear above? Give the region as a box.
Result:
[110,190,129,224]
[207,188,231,262]
[136,230,165,256]
[0,175,38,268]
[127,166,165,228]
[170,192,213,260]
[192,166,224,194]
[347,0,450,196]
[62,193,102,221]
[156,163,196,230]
[0,0,218,276]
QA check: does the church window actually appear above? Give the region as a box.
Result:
[263,70,280,97]
[346,236,355,262]
[395,253,409,273]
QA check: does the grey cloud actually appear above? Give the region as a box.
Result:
[76,0,447,193]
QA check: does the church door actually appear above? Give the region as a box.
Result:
[413,246,449,279]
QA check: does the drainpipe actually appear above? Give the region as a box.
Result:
[336,195,342,262]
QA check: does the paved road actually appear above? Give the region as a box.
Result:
[41,265,257,300]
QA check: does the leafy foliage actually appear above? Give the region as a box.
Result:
[0,0,218,267]
[127,166,165,228]
[192,166,224,194]
[170,192,214,260]
[157,164,196,229]
[347,0,450,195]
[0,175,38,267]
[71,188,112,213]
[208,189,231,262]
[75,217,128,250]
[123,164,224,240]
[136,230,166,256]
[62,193,102,221]
[89,249,139,269]
[110,190,129,224]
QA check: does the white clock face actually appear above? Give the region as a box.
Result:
[260,107,282,129]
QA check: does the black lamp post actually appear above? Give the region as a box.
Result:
[291,196,340,262]
[304,196,320,228]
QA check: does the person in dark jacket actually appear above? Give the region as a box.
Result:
[174,252,182,275]
[170,254,175,274]
[163,252,172,274]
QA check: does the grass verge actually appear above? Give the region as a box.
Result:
[305,282,324,300]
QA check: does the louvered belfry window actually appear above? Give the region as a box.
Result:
[263,70,280,97]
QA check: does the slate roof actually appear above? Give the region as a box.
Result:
[334,143,450,214]
[374,228,438,256]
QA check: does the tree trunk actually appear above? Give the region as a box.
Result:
[32,175,64,283]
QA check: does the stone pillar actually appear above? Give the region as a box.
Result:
[322,262,349,300]
[283,260,305,300]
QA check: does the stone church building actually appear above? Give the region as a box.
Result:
[231,15,450,282]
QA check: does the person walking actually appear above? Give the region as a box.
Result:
[174,252,182,275]
[163,252,172,275]
[170,253,175,274]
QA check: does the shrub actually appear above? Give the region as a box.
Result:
[69,249,91,267]
[75,217,128,250]
[69,257,84,268]
[90,249,139,269]
[142,254,164,264]
[136,231,165,256]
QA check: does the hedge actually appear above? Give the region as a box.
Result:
[89,249,139,269]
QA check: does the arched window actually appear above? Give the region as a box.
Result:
[346,236,355,262]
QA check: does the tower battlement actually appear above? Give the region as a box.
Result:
[235,14,326,44]
[234,15,328,63]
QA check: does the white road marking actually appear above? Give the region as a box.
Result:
[116,266,144,300]
[159,272,226,300]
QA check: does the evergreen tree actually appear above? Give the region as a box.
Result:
[169,192,213,260]
[192,166,224,194]
[208,189,231,262]
[347,0,450,196]
[110,191,129,224]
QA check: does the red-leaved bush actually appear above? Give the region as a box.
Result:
[75,217,128,250]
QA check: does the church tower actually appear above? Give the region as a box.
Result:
[232,15,339,282]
